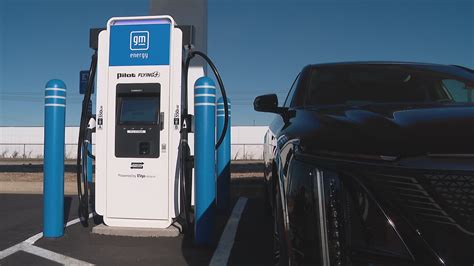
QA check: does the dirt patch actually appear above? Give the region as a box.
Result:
[0,161,265,196]
[0,172,261,182]
[0,161,263,180]
[0,172,77,182]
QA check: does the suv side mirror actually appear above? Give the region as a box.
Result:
[254,94,281,113]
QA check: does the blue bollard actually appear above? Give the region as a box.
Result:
[217,98,231,211]
[43,79,66,238]
[87,136,93,183]
[87,100,93,183]
[194,76,216,245]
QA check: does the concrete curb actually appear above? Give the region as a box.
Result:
[92,224,181,238]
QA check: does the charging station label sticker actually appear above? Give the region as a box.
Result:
[109,23,170,66]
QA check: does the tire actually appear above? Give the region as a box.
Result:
[274,185,289,266]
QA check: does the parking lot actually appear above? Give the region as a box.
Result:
[0,161,273,265]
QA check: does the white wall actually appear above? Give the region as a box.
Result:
[0,126,268,160]
[230,126,268,160]
[0,127,80,159]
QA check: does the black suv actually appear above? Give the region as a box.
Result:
[254,62,474,265]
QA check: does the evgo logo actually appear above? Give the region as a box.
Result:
[130,31,149,51]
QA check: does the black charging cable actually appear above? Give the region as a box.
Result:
[76,52,97,227]
[177,49,230,233]
[189,50,229,148]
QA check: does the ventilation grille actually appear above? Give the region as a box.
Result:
[364,171,474,235]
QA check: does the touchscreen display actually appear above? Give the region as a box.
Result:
[120,97,159,124]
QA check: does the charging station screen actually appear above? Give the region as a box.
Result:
[120,98,159,124]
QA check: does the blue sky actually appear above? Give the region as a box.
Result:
[0,0,473,126]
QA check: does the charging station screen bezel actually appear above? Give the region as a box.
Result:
[119,97,160,125]
[115,83,161,158]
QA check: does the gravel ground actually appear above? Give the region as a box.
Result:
[0,171,263,182]
[0,172,77,182]
[0,161,264,194]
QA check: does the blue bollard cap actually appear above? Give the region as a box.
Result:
[45,79,67,89]
[194,76,216,88]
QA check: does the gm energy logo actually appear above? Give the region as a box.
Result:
[130,31,149,51]
[109,23,170,66]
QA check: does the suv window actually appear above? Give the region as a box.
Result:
[306,65,474,106]
[283,73,301,108]
[442,79,473,102]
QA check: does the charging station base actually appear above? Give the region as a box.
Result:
[92,224,181,238]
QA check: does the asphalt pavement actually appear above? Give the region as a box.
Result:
[0,162,273,265]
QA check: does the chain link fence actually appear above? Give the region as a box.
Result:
[0,143,264,160]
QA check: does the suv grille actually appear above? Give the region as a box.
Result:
[363,171,474,235]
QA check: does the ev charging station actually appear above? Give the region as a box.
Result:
[94,16,183,228]
[45,14,233,245]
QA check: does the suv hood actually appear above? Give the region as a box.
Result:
[295,104,474,157]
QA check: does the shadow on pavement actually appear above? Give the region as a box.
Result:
[63,196,72,224]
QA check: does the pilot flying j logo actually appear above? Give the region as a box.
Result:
[116,71,160,79]
[130,31,149,51]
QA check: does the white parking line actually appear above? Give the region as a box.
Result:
[22,244,93,265]
[0,244,22,259]
[0,213,93,265]
[24,232,43,245]
[210,197,248,266]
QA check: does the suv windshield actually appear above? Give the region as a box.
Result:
[306,65,474,106]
